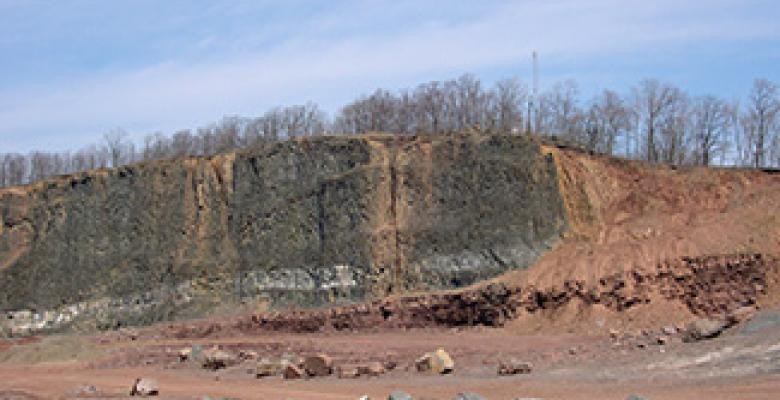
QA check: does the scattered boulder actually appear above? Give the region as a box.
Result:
[608,329,620,339]
[498,359,533,375]
[626,395,648,400]
[256,358,283,378]
[130,378,159,397]
[202,348,239,370]
[388,391,414,400]
[415,348,454,374]
[238,349,259,361]
[72,384,99,396]
[682,318,728,342]
[358,396,370,400]
[661,326,676,335]
[178,347,191,362]
[656,336,668,345]
[178,344,203,362]
[337,364,361,379]
[454,393,485,400]
[283,363,305,380]
[384,360,398,371]
[303,353,333,377]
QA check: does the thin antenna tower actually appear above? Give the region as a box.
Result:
[527,51,539,135]
[532,51,539,135]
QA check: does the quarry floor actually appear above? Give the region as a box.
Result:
[1,309,780,400]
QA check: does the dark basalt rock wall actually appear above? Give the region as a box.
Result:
[0,134,566,330]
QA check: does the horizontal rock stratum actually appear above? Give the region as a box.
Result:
[0,133,567,332]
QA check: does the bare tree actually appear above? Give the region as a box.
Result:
[588,90,631,155]
[691,95,733,166]
[170,129,195,158]
[103,128,129,168]
[4,154,27,186]
[492,78,527,133]
[537,80,582,139]
[632,79,681,163]
[743,79,779,168]
[658,90,689,165]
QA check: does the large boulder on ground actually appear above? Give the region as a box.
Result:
[303,353,333,377]
[415,348,454,374]
[682,318,728,342]
[130,378,159,397]
[498,359,533,375]
[201,348,239,370]
[388,391,413,400]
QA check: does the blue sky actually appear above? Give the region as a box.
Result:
[1,0,779,152]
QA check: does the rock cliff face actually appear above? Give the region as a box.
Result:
[0,134,566,332]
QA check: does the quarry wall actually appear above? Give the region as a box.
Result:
[0,134,567,334]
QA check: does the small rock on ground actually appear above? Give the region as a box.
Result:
[453,393,485,400]
[683,318,728,342]
[498,359,532,375]
[130,378,158,397]
[388,390,413,400]
[283,363,305,380]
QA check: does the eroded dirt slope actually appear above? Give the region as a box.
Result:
[500,145,780,333]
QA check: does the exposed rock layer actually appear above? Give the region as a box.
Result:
[0,134,566,330]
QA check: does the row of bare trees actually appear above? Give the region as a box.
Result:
[0,103,327,187]
[535,78,779,168]
[335,75,779,169]
[333,75,527,135]
[1,76,778,188]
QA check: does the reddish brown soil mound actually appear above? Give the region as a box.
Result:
[150,253,775,339]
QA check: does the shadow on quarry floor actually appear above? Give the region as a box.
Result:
[740,310,780,335]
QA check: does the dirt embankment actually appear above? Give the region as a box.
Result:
[499,145,780,331]
[136,253,773,340]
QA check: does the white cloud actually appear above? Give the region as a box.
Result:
[0,0,777,152]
